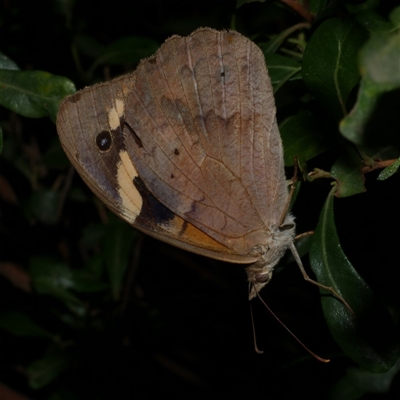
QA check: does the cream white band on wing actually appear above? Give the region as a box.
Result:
[107,98,142,223]
[117,150,143,223]
[108,98,125,130]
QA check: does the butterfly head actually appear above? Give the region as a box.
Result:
[246,216,296,300]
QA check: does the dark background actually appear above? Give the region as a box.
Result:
[1,1,399,399]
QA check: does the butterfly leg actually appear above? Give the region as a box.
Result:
[289,242,354,315]
[279,158,299,226]
[294,231,314,240]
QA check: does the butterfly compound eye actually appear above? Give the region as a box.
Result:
[280,223,295,231]
[255,273,271,284]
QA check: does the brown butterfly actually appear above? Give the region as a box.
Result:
[56,29,348,355]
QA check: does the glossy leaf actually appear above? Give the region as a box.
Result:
[302,17,368,120]
[310,187,399,372]
[360,31,400,86]
[0,52,19,70]
[0,70,75,122]
[264,53,301,92]
[329,358,400,399]
[346,0,379,14]
[340,30,400,153]
[330,145,365,197]
[377,158,400,181]
[340,80,395,151]
[355,8,393,35]
[280,110,332,166]
[259,22,309,54]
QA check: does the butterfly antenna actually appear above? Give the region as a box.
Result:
[253,284,330,363]
[250,300,264,354]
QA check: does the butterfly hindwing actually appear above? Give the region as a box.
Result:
[56,62,256,263]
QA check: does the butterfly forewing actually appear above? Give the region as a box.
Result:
[122,28,289,256]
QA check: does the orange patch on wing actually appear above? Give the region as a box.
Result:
[169,214,234,253]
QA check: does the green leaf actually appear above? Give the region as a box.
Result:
[330,145,365,197]
[329,358,400,399]
[264,53,301,93]
[259,22,309,54]
[103,219,136,300]
[355,9,394,35]
[27,346,73,389]
[302,17,368,120]
[280,110,332,166]
[0,311,54,339]
[339,80,399,154]
[360,31,400,87]
[340,31,400,154]
[377,158,400,181]
[346,0,379,13]
[0,70,75,122]
[0,52,20,70]
[310,187,399,372]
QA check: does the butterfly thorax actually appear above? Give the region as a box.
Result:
[246,214,296,300]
